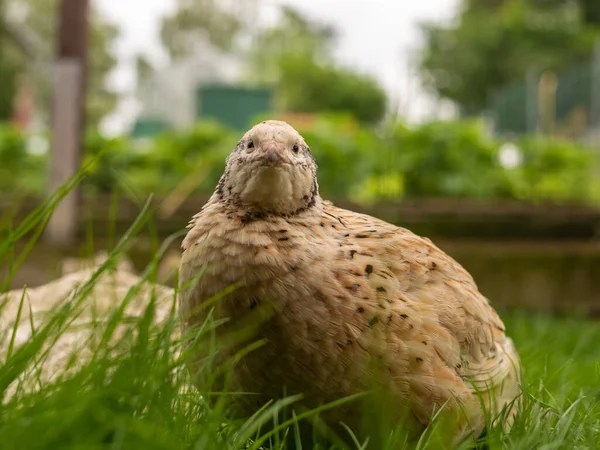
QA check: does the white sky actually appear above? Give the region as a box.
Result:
[96,0,459,134]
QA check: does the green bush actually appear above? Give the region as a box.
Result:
[123,121,237,195]
[388,120,597,203]
[278,56,388,124]
[0,124,47,195]
[387,120,513,199]
[295,115,379,199]
[509,137,595,202]
[0,124,28,173]
[82,131,136,194]
[0,118,597,205]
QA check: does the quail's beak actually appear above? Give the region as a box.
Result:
[259,142,287,167]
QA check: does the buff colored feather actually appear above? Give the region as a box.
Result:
[179,120,521,446]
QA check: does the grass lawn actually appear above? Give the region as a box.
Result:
[1,194,599,449]
[2,287,599,450]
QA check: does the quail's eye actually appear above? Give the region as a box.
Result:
[292,143,299,154]
[247,139,254,150]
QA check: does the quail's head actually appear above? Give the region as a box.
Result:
[216,120,318,214]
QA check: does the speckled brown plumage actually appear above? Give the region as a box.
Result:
[179,120,520,445]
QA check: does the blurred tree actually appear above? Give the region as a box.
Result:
[160,3,386,123]
[160,0,257,60]
[420,0,598,112]
[244,6,336,84]
[464,0,599,23]
[464,0,600,25]
[276,56,387,124]
[246,6,387,124]
[2,0,119,126]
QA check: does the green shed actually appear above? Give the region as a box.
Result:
[130,117,170,139]
[196,84,273,131]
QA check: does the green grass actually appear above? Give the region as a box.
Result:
[1,187,600,449]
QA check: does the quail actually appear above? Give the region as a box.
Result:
[179,120,520,445]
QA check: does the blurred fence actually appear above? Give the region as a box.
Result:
[3,195,600,240]
[488,42,600,146]
[2,195,600,314]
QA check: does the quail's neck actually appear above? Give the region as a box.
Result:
[208,191,323,220]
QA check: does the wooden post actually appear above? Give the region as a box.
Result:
[45,0,89,245]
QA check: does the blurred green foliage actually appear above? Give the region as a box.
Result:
[245,6,387,124]
[0,116,596,205]
[1,0,120,125]
[0,124,46,193]
[160,0,257,60]
[81,121,237,196]
[276,56,387,125]
[420,0,599,112]
[120,122,237,196]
